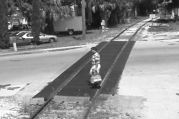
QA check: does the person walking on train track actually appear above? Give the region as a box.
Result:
[89,47,101,76]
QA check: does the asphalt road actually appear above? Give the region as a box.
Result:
[0,46,92,95]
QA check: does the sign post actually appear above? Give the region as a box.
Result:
[82,0,86,40]
[10,36,17,51]
[149,14,155,26]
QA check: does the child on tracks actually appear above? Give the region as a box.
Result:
[89,47,101,75]
[89,47,102,87]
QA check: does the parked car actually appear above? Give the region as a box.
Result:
[21,32,58,44]
[9,31,31,46]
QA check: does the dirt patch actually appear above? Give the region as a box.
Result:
[87,94,145,119]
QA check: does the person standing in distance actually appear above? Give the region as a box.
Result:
[89,47,101,76]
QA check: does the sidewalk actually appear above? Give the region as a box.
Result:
[0,17,147,57]
[119,40,179,119]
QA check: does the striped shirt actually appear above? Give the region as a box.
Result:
[92,52,100,65]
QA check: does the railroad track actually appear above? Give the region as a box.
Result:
[30,18,151,119]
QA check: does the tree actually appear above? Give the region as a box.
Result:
[31,0,41,44]
[18,1,32,24]
[86,0,142,27]
[0,0,9,49]
[7,0,17,16]
[6,0,73,34]
[108,0,125,25]
[167,0,179,10]
[40,0,73,34]
[138,0,158,16]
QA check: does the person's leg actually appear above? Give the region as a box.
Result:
[89,65,96,75]
[89,67,92,75]
[96,64,101,75]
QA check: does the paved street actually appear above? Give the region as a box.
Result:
[0,46,92,96]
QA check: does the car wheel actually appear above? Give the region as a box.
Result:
[49,38,55,43]
[68,30,74,35]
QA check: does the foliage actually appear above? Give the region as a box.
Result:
[157,0,178,13]
[137,0,179,15]
[138,0,158,15]
[0,0,10,49]
[39,0,70,34]
[167,0,179,10]
[7,0,74,25]
[91,0,142,26]
[20,1,33,22]
[7,0,17,16]
[61,0,73,5]
[108,0,127,25]
[41,0,73,21]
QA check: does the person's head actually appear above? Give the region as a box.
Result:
[91,47,97,53]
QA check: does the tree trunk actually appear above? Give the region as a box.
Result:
[31,0,41,45]
[0,0,9,49]
[44,10,55,35]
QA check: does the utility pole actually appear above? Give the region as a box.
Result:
[82,0,86,40]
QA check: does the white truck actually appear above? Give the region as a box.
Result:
[53,16,82,35]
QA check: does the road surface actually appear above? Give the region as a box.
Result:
[0,46,92,97]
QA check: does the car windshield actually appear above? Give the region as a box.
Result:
[10,32,19,36]
[26,33,32,37]
[17,32,27,37]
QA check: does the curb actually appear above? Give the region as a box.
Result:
[0,44,96,57]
